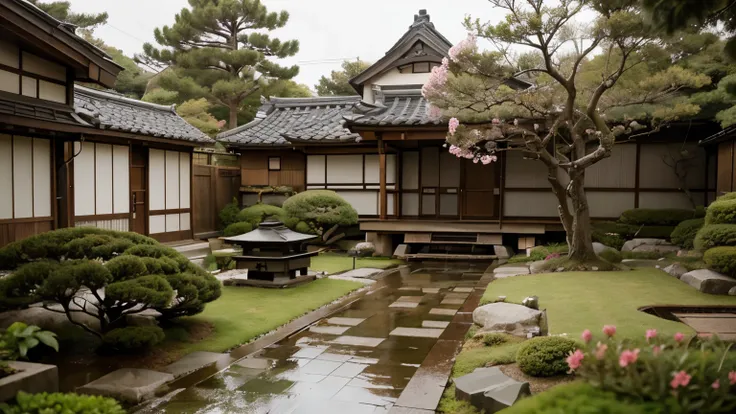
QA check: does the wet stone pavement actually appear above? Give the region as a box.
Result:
[138,263,493,414]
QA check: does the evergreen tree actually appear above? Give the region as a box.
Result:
[139,0,300,129]
[28,0,108,30]
[315,59,371,96]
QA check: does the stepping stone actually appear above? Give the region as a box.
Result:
[292,347,327,359]
[397,296,423,303]
[453,287,474,293]
[331,362,369,378]
[76,368,174,404]
[310,325,350,335]
[348,356,380,365]
[328,317,366,326]
[454,367,531,413]
[316,352,353,362]
[235,357,275,370]
[399,287,421,291]
[429,308,457,316]
[331,336,385,347]
[287,375,351,399]
[680,269,736,295]
[445,292,470,300]
[422,320,450,329]
[300,359,343,375]
[389,327,444,338]
[422,288,441,294]
[390,302,419,308]
[441,298,465,306]
[163,351,230,378]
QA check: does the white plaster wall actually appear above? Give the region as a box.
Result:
[0,135,12,219]
[22,52,66,81]
[365,154,379,183]
[166,213,180,232]
[307,155,326,184]
[336,191,378,215]
[504,191,559,217]
[402,151,419,190]
[504,151,551,188]
[22,77,36,98]
[149,215,166,234]
[327,155,363,183]
[165,151,180,209]
[149,149,166,211]
[639,143,706,189]
[95,144,113,215]
[38,80,66,104]
[112,145,130,214]
[74,142,96,216]
[639,192,695,210]
[32,138,51,217]
[13,136,33,219]
[587,192,635,218]
[180,152,191,209]
[0,70,19,94]
[585,144,637,188]
[362,68,430,104]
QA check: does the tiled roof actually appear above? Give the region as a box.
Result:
[347,90,442,126]
[0,97,89,126]
[74,86,213,144]
[218,96,362,147]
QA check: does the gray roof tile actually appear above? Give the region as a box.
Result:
[350,93,442,127]
[74,86,214,144]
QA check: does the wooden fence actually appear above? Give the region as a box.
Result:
[193,165,240,237]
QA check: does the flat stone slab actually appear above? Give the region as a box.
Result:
[292,347,328,359]
[399,287,422,291]
[429,308,457,316]
[1,362,58,403]
[440,298,465,306]
[390,301,420,308]
[338,268,383,278]
[331,336,386,347]
[235,357,274,370]
[310,325,351,335]
[327,317,366,326]
[397,296,424,303]
[444,292,470,299]
[453,287,474,293]
[664,263,689,279]
[681,269,736,295]
[77,368,174,404]
[315,352,353,362]
[162,351,230,378]
[389,327,444,338]
[454,367,531,413]
[300,359,342,375]
[395,339,461,411]
[422,288,441,294]
[422,320,450,328]
[331,362,369,378]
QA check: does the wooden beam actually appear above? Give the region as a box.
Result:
[378,136,387,220]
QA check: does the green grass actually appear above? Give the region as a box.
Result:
[166,279,363,354]
[482,268,736,339]
[309,252,404,274]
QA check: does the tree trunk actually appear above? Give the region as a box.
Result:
[567,174,597,262]
[228,104,238,130]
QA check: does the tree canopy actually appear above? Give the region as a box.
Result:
[315,59,371,96]
[138,0,300,129]
[28,0,108,30]
[424,0,710,263]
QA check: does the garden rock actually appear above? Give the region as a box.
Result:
[529,260,547,274]
[353,242,376,257]
[622,238,678,253]
[473,302,544,337]
[632,244,680,254]
[730,286,736,296]
[663,263,688,279]
[493,265,530,278]
[494,245,514,259]
[76,368,174,403]
[454,367,531,413]
[593,242,618,254]
[680,269,736,295]
[521,296,539,310]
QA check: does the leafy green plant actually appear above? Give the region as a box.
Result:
[593,229,626,250]
[102,326,165,352]
[482,333,509,347]
[516,336,579,377]
[694,224,736,251]
[706,198,736,225]
[598,249,623,264]
[704,246,736,276]
[0,322,58,360]
[671,218,705,249]
[0,361,16,379]
[223,221,253,237]
[218,197,241,230]
[0,391,125,414]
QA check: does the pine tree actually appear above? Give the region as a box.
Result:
[28,0,108,30]
[315,60,371,96]
[139,0,299,129]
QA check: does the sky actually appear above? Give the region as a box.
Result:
[66,0,508,90]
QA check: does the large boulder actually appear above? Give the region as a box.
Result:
[494,245,514,259]
[455,367,531,413]
[680,269,736,295]
[529,260,547,274]
[493,265,530,279]
[473,302,544,337]
[622,238,672,252]
[593,242,618,254]
[663,263,689,279]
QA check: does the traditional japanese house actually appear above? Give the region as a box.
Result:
[220,9,718,256]
[0,0,214,247]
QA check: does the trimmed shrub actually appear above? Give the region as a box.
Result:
[619,208,699,226]
[294,221,316,235]
[671,218,705,249]
[0,261,60,309]
[0,391,126,414]
[516,336,579,377]
[223,221,253,237]
[705,198,736,225]
[238,203,295,227]
[598,249,622,264]
[694,224,736,251]
[105,255,147,280]
[634,226,677,239]
[592,229,625,250]
[594,221,635,237]
[218,197,241,230]
[282,190,358,233]
[482,333,509,347]
[124,244,189,271]
[703,246,736,276]
[102,326,166,352]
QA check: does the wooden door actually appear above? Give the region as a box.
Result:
[130,146,147,235]
[462,159,497,219]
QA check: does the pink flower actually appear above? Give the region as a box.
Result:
[712,379,720,390]
[566,349,585,371]
[646,329,657,342]
[652,345,662,356]
[448,118,460,136]
[492,118,501,125]
[422,64,449,98]
[670,371,691,389]
[603,325,616,337]
[581,329,592,344]
[674,332,685,343]
[480,155,497,165]
[448,33,477,62]
[595,342,608,360]
[427,104,443,121]
[729,371,736,385]
[618,349,640,368]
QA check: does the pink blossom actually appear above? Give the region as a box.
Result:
[674,332,685,343]
[670,371,692,389]
[427,104,443,121]
[618,349,640,367]
[448,145,461,156]
[566,349,585,371]
[646,329,657,342]
[448,33,477,62]
[581,329,592,344]
[492,118,501,125]
[421,64,449,98]
[652,345,662,356]
[473,157,479,163]
[448,118,460,136]
[729,371,736,385]
[463,152,474,159]
[595,342,608,360]
[712,379,720,390]
[603,325,616,337]
[480,155,497,165]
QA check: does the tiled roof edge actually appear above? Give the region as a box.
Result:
[75,85,177,113]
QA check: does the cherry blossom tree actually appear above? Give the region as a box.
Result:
[423,0,711,264]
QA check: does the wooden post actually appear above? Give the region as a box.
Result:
[378,135,387,220]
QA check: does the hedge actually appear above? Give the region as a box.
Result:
[705,198,736,225]
[223,221,253,237]
[671,218,705,249]
[0,391,125,414]
[619,208,701,226]
[704,246,736,276]
[516,336,579,377]
[102,326,166,352]
[693,224,736,251]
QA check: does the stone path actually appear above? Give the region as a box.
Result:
[137,263,493,413]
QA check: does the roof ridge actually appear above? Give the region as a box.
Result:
[268,95,362,107]
[75,85,176,113]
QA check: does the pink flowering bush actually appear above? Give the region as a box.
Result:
[566,325,736,413]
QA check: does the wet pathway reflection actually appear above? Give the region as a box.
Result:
[140,263,490,414]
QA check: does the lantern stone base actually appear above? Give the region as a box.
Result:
[0,362,58,403]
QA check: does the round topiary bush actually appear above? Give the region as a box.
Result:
[223,221,253,237]
[102,326,166,352]
[516,336,579,377]
[671,218,705,249]
[703,246,736,276]
[705,198,736,225]
[694,224,736,251]
[282,190,358,233]
[237,203,296,228]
